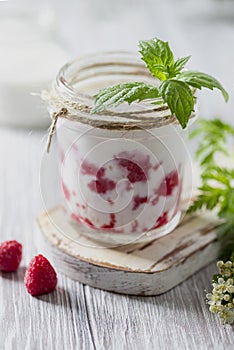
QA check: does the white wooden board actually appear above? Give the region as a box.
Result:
[37,207,221,295]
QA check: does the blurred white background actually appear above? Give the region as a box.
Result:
[0,0,234,127]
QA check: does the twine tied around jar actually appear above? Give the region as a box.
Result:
[42,53,197,153]
[42,88,181,153]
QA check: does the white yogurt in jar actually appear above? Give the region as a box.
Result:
[57,120,190,244]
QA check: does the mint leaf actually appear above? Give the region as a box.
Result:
[178,71,229,102]
[91,82,159,114]
[139,38,174,81]
[159,80,194,128]
[171,56,191,75]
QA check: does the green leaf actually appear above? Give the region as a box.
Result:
[189,118,234,140]
[178,71,229,102]
[189,118,234,166]
[91,82,159,114]
[139,38,174,81]
[187,196,207,214]
[171,56,191,75]
[159,79,194,128]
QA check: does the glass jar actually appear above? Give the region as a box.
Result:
[47,52,195,246]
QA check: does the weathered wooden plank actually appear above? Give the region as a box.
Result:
[37,207,221,295]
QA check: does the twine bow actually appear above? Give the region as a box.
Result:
[46,107,68,153]
[42,88,93,153]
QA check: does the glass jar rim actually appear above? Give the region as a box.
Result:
[46,51,196,135]
[53,51,185,129]
[44,51,196,152]
[56,51,148,102]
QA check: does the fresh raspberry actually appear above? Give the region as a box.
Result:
[0,240,22,272]
[24,254,57,296]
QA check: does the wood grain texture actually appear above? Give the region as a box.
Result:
[0,129,234,350]
[37,207,221,295]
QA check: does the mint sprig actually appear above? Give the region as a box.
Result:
[91,38,229,129]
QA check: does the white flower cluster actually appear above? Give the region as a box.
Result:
[206,261,234,325]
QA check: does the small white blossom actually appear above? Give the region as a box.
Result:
[218,278,225,284]
[227,285,234,293]
[225,261,232,268]
[217,261,224,268]
[207,260,234,325]
[209,305,217,313]
[223,294,230,301]
[224,270,232,277]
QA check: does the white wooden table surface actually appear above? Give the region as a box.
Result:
[0,127,233,350]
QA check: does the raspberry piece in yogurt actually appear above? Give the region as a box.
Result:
[158,170,179,197]
[61,181,70,201]
[115,151,153,183]
[165,170,179,195]
[132,195,148,210]
[101,213,116,229]
[88,167,116,194]
[154,212,168,229]
[81,160,98,176]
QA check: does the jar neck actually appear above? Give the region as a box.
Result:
[56,52,154,107]
[44,52,196,152]
[50,52,177,129]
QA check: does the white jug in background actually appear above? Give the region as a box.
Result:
[0,2,69,128]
